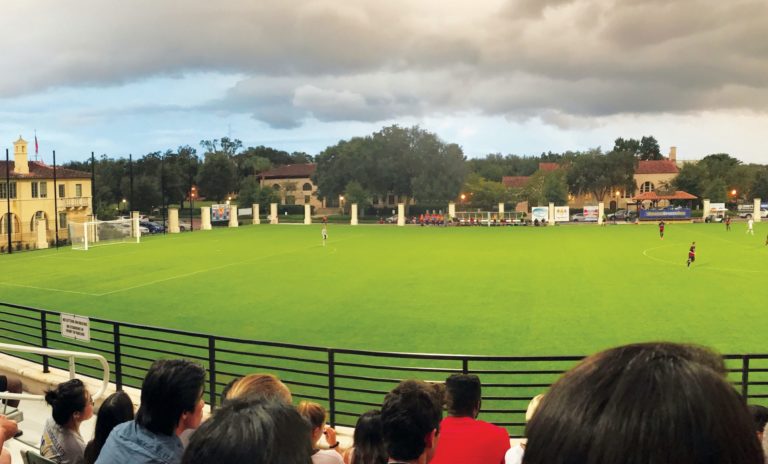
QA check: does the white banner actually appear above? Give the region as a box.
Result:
[554,206,570,222]
[531,207,548,222]
[238,208,252,216]
[583,205,599,221]
[709,203,726,212]
[60,313,90,342]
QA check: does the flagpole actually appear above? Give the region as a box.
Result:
[5,148,12,254]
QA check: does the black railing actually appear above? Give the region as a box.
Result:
[2,301,768,437]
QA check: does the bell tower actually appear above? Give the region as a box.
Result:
[13,136,29,175]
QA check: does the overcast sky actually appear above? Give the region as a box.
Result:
[2,0,767,164]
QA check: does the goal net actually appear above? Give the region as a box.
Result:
[69,218,141,250]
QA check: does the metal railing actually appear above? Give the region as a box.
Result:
[2,301,768,437]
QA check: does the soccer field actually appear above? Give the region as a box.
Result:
[1,222,766,356]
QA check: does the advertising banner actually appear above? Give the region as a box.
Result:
[554,206,570,222]
[531,207,548,222]
[640,208,692,219]
[583,205,599,221]
[709,203,726,213]
[211,204,231,222]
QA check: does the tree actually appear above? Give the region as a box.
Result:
[198,152,238,202]
[314,125,467,209]
[566,149,635,202]
[613,136,662,160]
[673,163,707,198]
[344,181,371,212]
[237,176,280,208]
[200,137,242,156]
[750,168,768,200]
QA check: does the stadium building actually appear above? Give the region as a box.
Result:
[0,136,92,251]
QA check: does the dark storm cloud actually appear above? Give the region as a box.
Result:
[4,0,767,128]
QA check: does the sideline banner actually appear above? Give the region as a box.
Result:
[583,205,599,221]
[531,207,548,222]
[211,204,231,222]
[640,208,692,219]
[554,206,570,222]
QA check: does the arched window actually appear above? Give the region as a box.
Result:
[640,181,655,193]
[272,184,281,191]
[302,183,312,191]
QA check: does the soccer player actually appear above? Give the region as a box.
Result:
[725,215,731,231]
[687,242,696,268]
[747,218,754,235]
[322,225,328,246]
[658,220,665,240]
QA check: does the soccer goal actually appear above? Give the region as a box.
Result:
[69,218,141,250]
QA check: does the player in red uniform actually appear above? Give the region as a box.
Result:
[658,220,665,239]
[687,241,696,267]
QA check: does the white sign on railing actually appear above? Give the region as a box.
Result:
[60,313,90,342]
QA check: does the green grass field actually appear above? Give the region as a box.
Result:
[1,222,766,357]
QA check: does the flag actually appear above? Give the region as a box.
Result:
[35,133,39,155]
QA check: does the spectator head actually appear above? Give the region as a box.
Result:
[444,374,481,418]
[296,401,327,445]
[749,405,768,441]
[84,391,135,464]
[524,342,763,464]
[180,398,312,464]
[351,410,387,464]
[380,380,442,463]
[45,378,94,426]
[136,359,206,436]
[225,373,291,404]
[524,394,544,422]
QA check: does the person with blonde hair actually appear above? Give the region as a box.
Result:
[224,373,291,404]
[297,401,343,464]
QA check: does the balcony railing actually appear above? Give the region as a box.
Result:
[61,197,91,208]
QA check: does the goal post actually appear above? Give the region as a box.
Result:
[69,217,141,250]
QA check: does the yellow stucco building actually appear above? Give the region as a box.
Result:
[1,136,92,251]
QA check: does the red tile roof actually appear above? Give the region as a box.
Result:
[0,161,90,179]
[502,176,530,188]
[259,163,317,179]
[538,162,559,171]
[636,160,678,174]
[633,191,697,200]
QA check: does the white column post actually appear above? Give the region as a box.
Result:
[351,203,359,225]
[304,204,312,225]
[229,205,238,227]
[131,211,140,238]
[397,203,405,226]
[270,203,278,224]
[36,219,48,249]
[598,202,605,225]
[754,198,762,223]
[253,204,260,225]
[702,199,710,222]
[548,202,555,226]
[448,202,456,220]
[498,203,505,216]
[201,207,212,230]
[169,208,180,233]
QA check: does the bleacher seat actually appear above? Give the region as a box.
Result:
[20,450,56,464]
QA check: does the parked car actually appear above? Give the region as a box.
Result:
[140,221,165,234]
[178,221,192,231]
[607,209,637,221]
[571,213,597,222]
[385,215,399,224]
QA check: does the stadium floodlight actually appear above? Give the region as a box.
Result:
[69,217,141,250]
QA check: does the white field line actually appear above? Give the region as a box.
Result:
[0,281,101,296]
[641,245,762,274]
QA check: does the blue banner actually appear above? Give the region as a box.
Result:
[639,208,691,219]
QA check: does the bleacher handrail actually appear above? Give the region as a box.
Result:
[0,342,110,402]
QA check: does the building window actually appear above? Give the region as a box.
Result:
[285,196,295,205]
[0,182,17,199]
[640,182,654,193]
[272,184,281,191]
[75,184,82,197]
[31,182,39,198]
[59,184,66,198]
[304,195,310,204]
[59,212,67,229]
[302,182,312,191]
[40,182,48,198]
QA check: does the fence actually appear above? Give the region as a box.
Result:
[2,301,768,437]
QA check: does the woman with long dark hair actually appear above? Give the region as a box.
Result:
[83,391,134,464]
[344,410,386,464]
